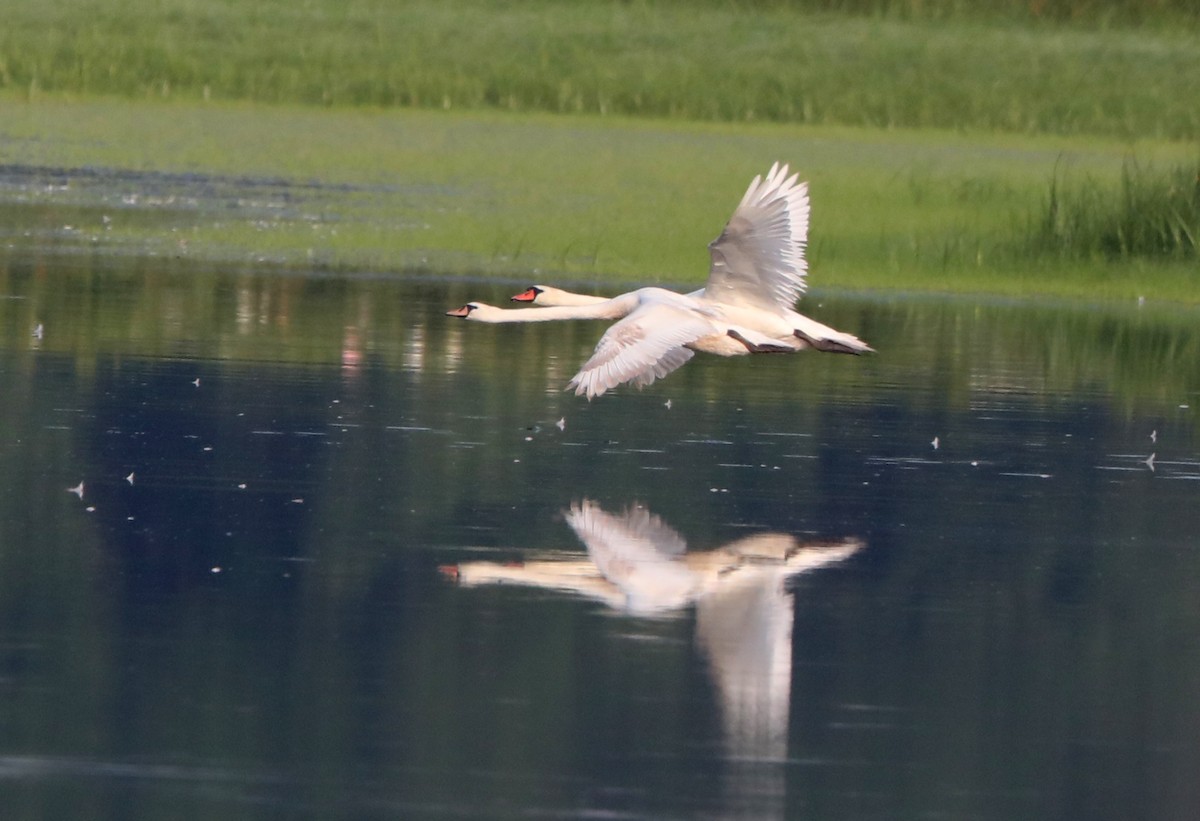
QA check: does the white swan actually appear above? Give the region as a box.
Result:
[511,284,871,356]
[446,163,872,398]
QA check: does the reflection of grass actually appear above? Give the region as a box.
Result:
[5,263,1197,421]
[1,0,1198,138]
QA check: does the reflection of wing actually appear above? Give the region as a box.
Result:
[695,537,864,760]
[565,501,687,560]
[705,163,809,314]
[567,302,712,399]
[564,501,699,613]
[608,504,688,557]
[696,566,793,760]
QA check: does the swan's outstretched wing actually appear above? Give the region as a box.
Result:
[705,162,810,314]
[566,302,715,399]
[565,500,698,613]
[610,504,688,557]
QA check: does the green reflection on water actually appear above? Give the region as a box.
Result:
[3,247,1198,415]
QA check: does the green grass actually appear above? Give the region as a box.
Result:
[1,0,1198,139]
[1025,159,1200,260]
[738,0,1200,26]
[1,0,1197,301]
[1,97,1196,302]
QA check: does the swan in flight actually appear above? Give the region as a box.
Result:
[511,283,870,356]
[446,163,872,398]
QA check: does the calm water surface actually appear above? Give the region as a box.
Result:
[1,257,1199,820]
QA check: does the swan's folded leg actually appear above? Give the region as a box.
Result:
[793,329,870,355]
[781,538,865,570]
[726,327,801,354]
[790,313,874,355]
[721,533,801,562]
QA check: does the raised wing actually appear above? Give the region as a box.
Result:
[565,500,698,613]
[566,301,716,399]
[705,162,810,313]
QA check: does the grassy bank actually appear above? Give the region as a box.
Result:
[1026,160,1200,262]
[1,97,1195,302]
[1,1,1196,301]
[1,0,1198,139]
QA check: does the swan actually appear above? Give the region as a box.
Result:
[511,284,871,356]
[446,163,872,398]
[441,499,864,616]
[446,286,797,397]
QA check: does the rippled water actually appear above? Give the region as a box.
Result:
[1,259,1199,820]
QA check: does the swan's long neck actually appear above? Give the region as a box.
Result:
[475,297,633,323]
[535,288,611,307]
[539,286,703,307]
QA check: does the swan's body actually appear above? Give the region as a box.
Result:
[449,286,797,395]
[447,163,872,398]
[512,284,871,356]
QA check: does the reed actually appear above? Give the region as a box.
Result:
[731,0,1199,26]
[1,0,1197,139]
[1025,160,1200,261]
[3,98,1196,302]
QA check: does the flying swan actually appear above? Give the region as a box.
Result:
[510,283,869,356]
[446,163,872,398]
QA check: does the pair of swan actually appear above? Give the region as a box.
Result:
[511,282,871,355]
[446,163,872,398]
[442,500,864,616]
[442,500,863,761]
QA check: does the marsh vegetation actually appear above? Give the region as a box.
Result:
[5,0,1198,137]
[1029,160,1200,261]
[0,0,1196,297]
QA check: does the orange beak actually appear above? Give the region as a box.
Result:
[445,305,472,317]
[510,287,539,303]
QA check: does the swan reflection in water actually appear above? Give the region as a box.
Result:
[442,500,863,785]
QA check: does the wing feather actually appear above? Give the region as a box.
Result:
[567,302,715,399]
[705,162,810,313]
[565,500,697,612]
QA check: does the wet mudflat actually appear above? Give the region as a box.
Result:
[1,259,1199,820]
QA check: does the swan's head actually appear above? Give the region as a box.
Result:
[445,302,487,318]
[510,285,545,303]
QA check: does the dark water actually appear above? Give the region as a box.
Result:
[2,255,1199,820]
